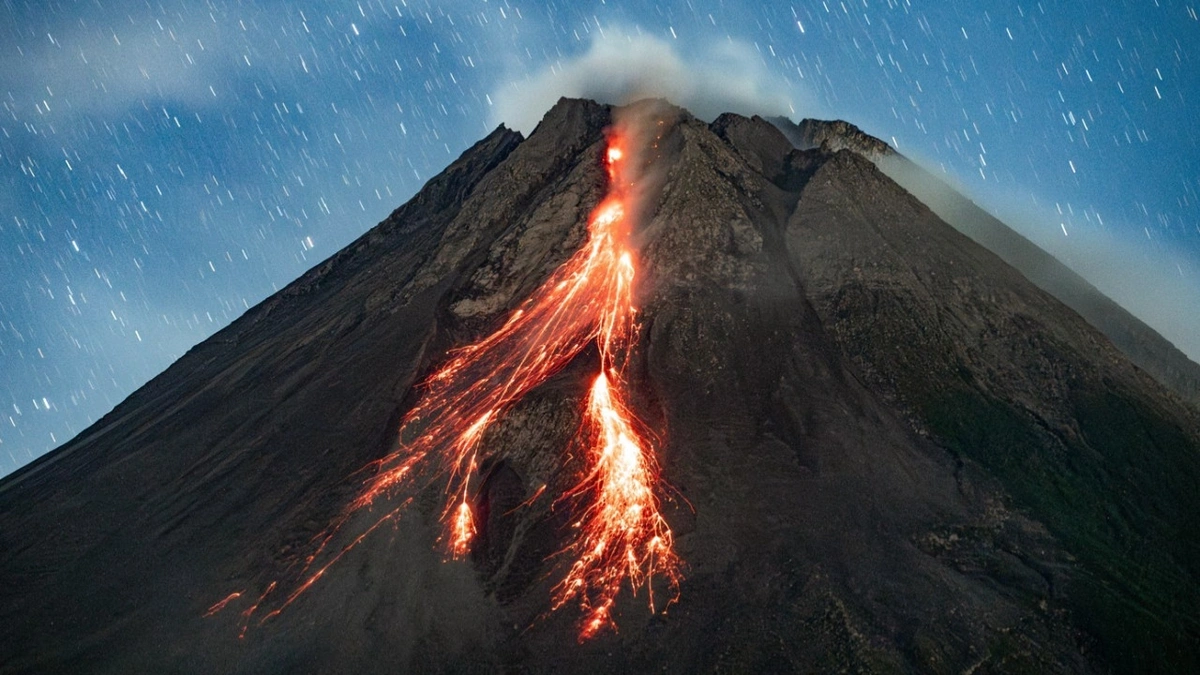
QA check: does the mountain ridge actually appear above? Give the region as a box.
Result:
[774,115,1200,408]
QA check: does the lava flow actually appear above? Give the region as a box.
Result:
[214,123,681,639]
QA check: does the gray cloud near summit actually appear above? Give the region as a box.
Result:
[491,32,807,134]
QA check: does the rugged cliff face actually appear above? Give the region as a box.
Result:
[1,98,1197,674]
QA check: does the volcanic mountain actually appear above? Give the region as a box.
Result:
[1,98,1198,674]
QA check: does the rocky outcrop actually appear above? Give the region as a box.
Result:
[774,116,896,157]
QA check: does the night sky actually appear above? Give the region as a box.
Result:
[2,0,1197,477]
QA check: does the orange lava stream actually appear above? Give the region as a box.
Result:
[356,190,633,559]
[547,155,682,637]
[552,370,682,638]
[368,129,680,636]
[215,126,681,639]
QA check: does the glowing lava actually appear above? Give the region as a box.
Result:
[552,371,682,639]
[216,123,681,639]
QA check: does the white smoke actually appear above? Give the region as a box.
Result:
[492,31,807,134]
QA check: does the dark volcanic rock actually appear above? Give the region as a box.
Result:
[1,98,1198,674]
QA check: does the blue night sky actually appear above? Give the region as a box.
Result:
[2,0,1198,477]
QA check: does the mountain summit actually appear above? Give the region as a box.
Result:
[2,98,1197,673]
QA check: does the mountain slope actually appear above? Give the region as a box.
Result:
[775,116,1200,408]
[1,99,1197,674]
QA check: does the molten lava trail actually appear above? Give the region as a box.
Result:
[220,126,681,639]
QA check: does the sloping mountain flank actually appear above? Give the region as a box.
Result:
[775,115,1200,409]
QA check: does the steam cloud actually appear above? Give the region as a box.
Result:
[492,31,805,134]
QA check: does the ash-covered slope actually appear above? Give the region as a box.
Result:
[776,116,1200,408]
[1,99,1197,674]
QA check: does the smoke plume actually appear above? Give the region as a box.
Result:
[492,31,804,134]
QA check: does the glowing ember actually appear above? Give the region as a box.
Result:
[450,499,476,557]
[213,123,682,639]
[204,592,242,617]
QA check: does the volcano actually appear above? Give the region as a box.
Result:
[1,98,1198,674]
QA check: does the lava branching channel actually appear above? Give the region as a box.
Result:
[210,126,682,640]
